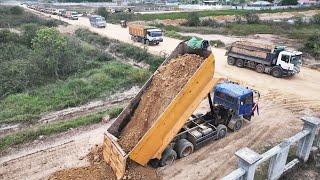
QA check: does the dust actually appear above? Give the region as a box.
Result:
[49,145,158,180]
[118,54,204,152]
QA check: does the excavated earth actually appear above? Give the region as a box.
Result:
[49,145,159,180]
[118,54,204,152]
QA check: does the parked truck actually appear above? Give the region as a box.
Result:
[65,11,78,20]
[102,39,259,179]
[226,41,302,78]
[128,24,163,45]
[89,15,106,28]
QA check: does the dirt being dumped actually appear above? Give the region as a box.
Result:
[118,54,204,152]
[49,145,158,180]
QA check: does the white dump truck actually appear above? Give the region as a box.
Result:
[128,24,163,45]
[226,41,302,78]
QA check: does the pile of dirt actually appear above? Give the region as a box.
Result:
[118,54,204,152]
[49,145,158,180]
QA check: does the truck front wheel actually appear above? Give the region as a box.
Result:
[175,139,194,158]
[228,118,243,131]
[271,67,283,78]
[236,59,244,68]
[227,57,235,65]
[160,147,177,167]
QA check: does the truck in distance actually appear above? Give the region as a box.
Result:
[129,24,163,45]
[65,11,78,20]
[226,41,302,78]
[89,15,106,28]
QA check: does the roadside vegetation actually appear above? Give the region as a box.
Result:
[0,6,63,28]
[97,6,320,23]
[75,28,164,71]
[0,108,122,152]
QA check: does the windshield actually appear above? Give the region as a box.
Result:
[96,17,105,21]
[72,12,77,15]
[291,55,302,66]
[150,31,162,37]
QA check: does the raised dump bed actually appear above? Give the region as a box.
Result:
[103,41,216,179]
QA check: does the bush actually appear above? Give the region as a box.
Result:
[10,6,23,15]
[186,12,200,26]
[209,40,225,48]
[312,13,320,25]
[244,12,260,24]
[304,35,320,59]
[281,0,298,5]
[200,18,220,27]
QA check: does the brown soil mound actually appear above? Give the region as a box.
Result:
[118,54,204,152]
[49,145,158,180]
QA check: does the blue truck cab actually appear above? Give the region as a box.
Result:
[214,82,256,120]
[201,82,259,132]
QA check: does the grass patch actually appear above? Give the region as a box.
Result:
[0,108,122,152]
[0,61,150,124]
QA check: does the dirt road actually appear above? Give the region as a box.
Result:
[0,121,113,180]
[3,6,319,179]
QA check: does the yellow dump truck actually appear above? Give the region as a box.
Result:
[128,24,163,45]
[102,39,220,178]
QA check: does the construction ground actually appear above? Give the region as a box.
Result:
[0,6,320,180]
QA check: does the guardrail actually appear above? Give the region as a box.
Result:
[222,116,320,180]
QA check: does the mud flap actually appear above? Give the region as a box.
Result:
[103,133,127,179]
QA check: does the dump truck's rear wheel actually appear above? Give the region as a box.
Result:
[149,159,160,168]
[256,64,265,73]
[175,139,194,158]
[236,59,244,68]
[227,57,235,65]
[160,147,177,167]
[217,124,227,139]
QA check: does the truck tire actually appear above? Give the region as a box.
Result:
[256,64,265,73]
[175,139,194,158]
[236,59,244,68]
[217,124,227,139]
[271,66,283,78]
[228,118,243,131]
[227,57,235,65]
[149,159,160,168]
[160,147,177,167]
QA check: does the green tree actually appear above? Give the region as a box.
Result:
[21,23,41,47]
[32,28,67,78]
[97,7,109,18]
[186,12,200,26]
[281,0,298,5]
[304,35,320,59]
[10,6,23,15]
